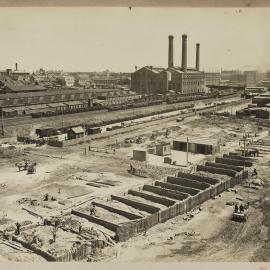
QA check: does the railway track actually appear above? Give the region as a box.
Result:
[2,95,241,129]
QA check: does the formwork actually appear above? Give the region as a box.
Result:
[167,176,210,190]
[197,165,237,177]
[69,159,249,243]
[155,181,200,196]
[205,162,243,172]
[216,157,253,167]
[128,189,176,207]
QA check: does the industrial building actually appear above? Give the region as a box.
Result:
[204,72,221,86]
[244,71,258,86]
[131,34,205,94]
[0,88,136,117]
[173,136,220,155]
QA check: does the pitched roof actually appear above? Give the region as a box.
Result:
[6,85,47,92]
[71,126,85,134]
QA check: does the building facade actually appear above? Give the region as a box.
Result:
[131,34,205,95]
[204,72,221,86]
[131,66,169,94]
[169,67,205,94]
[244,71,257,86]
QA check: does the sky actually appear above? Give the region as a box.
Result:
[0,7,269,73]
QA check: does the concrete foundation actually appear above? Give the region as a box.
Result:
[111,195,160,214]
[143,185,189,200]
[155,181,200,196]
[216,157,253,167]
[167,176,210,190]
[205,162,243,172]
[128,189,175,207]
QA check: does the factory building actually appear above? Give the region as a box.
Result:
[131,34,205,94]
[204,72,221,86]
[0,88,136,117]
[244,71,258,86]
[130,66,170,94]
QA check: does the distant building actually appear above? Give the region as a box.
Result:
[63,75,75,87]
[204,72,221,86]
[93,77,120,89]
[244,71,257,86]
[221,70,245,84]
[0,63,31,83]
[169,67,205,94]
[131,66,169,94]
[131,34,205,95]
[156,142,171,156]
[74,74,91,88]
[67,126,85,140]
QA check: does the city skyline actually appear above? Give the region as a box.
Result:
[0,7,269,73]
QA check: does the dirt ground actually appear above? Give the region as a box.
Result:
[1,98,269,262]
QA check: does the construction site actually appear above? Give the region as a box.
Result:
[1,93,270,262]
[0,7,270,263]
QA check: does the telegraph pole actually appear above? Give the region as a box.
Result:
[1,110,4,137]
[186,137,189,166]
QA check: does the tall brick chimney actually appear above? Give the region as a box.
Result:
[196,43,200,71]
[15,63,18,71]
[181,34,187,72]
[168,35,174,68]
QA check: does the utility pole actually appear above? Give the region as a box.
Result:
[243,123,247,170]
[61,109,64,128]
[1,110,4,137]
[186,137,189,166]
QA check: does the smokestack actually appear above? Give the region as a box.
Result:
[196,43,200,71]
[15,63,18,71]
[168,35,174,68]
[181,34,187,72]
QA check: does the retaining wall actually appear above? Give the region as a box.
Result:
[71,210,119,232]
[197,165,237,177]
[227,153,254,161]
[177,171,218,185]
[128,189,175,207]
[93,202,142,220]
[167,176,210,190]
[155,181,200,196]
[205,162,243,172]
[143,185,189,200]
[111,195,160,213]
[216,157,252,167]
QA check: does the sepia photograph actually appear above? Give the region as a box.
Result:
[0,1,270,264]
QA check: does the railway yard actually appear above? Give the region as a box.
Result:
[1,95,270,262]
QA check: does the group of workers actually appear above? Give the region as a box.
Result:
[234,203,245,213]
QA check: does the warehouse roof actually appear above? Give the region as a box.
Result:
[48,102,66,108]
[174,136,218,146]
[169,67,202,74]
[2,108,16,113]
[64,101,84,106]
[0,88,129,100]
[27,104,49,110]
[70,126,85,134]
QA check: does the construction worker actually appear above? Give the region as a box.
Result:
[89,203,96,216]
[24,160,29,170]
[234,204,239,213]
[239,204,244,212]
[252,168,258,177]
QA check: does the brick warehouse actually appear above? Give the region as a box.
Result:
[0,88,138,117]
[131,34,205,94]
